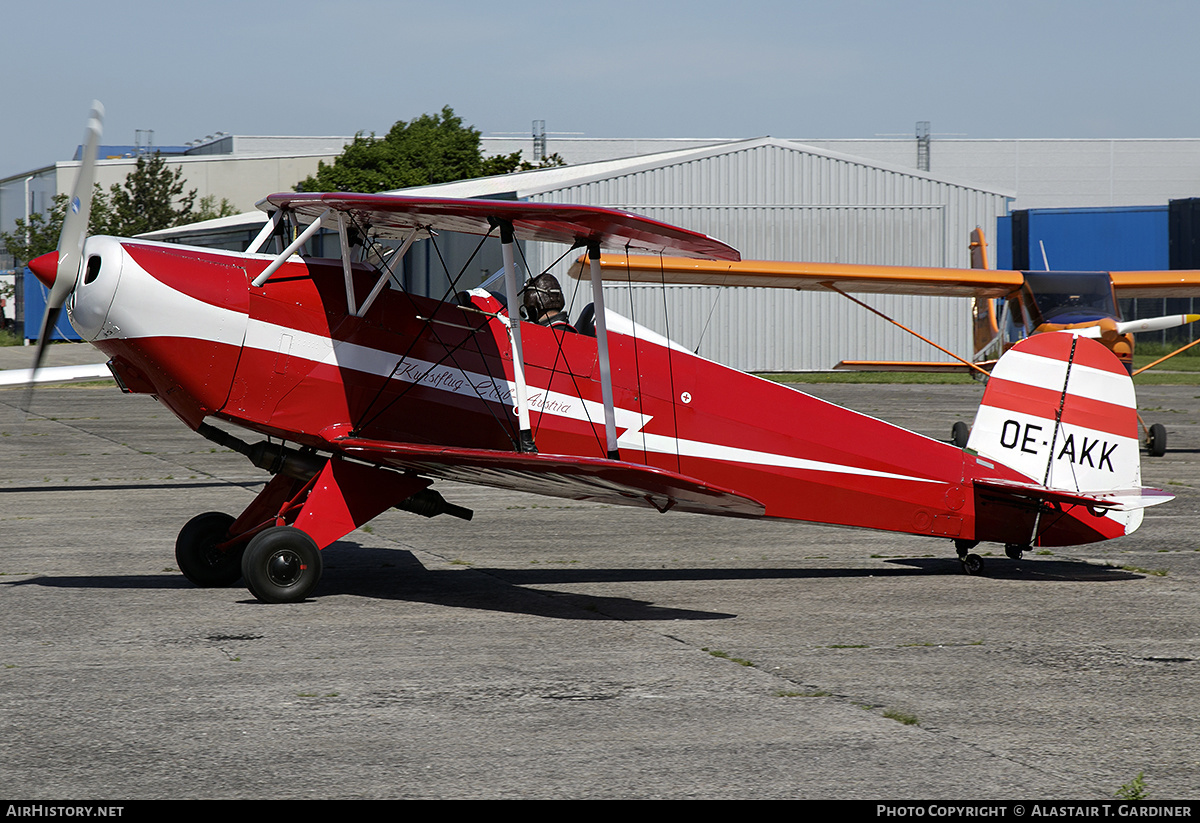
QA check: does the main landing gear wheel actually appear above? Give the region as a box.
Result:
[242,526,322,604]
[951,421,970,448]
[176,512,243,587]
[1147,423,1167,457]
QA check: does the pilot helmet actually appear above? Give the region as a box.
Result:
[520,273,566,320]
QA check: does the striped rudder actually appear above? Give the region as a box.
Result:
[967,332,1156,537]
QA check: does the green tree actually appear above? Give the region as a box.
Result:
[518,152,567,171]
[1,188,110,263]
[192,194,239,222]
[104,152,196,236]
[296,106,525,193]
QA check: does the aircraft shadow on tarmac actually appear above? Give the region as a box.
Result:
[0,480,264,494]
[884,556,1143,581]
[3,542,1143,620]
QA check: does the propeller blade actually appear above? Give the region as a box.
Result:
[30,306,63,376]
[29,101,103,386]
[1116,314,1200,336]
[1073,314,1200,340]
[51,101,104,310]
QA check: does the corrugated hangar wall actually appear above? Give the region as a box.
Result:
[514,140,1011,372]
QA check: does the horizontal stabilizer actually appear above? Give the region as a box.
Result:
[974,478,1172,512]
[329,437,766,518]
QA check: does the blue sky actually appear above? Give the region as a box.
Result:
[3,0,1198,179]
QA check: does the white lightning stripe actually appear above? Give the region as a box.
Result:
[245,318,655,432]
[990,349,1136,409]
[627,431,940,483]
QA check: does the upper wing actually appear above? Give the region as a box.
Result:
[260,193,740,261]
[567,255,1024,298]
[1109,270,1200,298]
[329,437,766,518]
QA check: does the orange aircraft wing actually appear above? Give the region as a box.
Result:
[567,255,1024,298]
[1109,270,1200,298]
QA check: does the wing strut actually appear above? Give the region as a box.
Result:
[245,209,283,254]
[356,226,423,318]
[1133,335,1200,375]
[497,220,535,452]
[824,283,992,378]
[252,208,332,287]
[588,242,620,459]
[336,212,357,315]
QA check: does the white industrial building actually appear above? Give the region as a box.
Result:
[482,134,1200,210]
[399,137,1011,371]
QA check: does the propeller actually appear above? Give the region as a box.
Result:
[1073,314,1200,339]
[28,101,104,379]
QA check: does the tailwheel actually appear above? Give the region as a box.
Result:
[953,538,978,559]
[961,553,985,576]
[176,512,243,587]
[242,526,322,604]
[1147,423,1167,457]
[1004,543,1027,561]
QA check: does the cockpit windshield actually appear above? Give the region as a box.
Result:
[1021,272,1117,325]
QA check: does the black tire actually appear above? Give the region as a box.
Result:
[242,526,322,604]
[951,421,970,448]
[1148,423,1167,457]
[962,553,985,576]
[1004,543,1026,561]
[176,512,243,587]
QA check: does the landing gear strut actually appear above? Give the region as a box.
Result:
[180,428,470,604]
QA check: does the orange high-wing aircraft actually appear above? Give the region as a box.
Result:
[570,240,1200,456]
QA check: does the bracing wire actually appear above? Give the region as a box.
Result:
[659,252,682,473]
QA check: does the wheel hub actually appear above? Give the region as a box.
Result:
[266,549,304,587]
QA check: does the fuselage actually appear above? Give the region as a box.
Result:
[66,236,1132,547]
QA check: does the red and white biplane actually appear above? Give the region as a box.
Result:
[18,104,1172,602]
